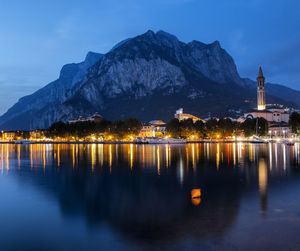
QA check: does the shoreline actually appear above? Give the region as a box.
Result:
[0,139,298,145]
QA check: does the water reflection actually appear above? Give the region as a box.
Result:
[0,143,300,248]
[258,158,268,213]
[1,143,299,178]
[1,143,299,182]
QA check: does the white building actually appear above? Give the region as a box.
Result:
[268,123,291,138]
[244,106,290,123]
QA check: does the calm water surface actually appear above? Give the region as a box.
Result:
[0,143,300,251]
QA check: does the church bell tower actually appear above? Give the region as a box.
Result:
[257,66,266,111]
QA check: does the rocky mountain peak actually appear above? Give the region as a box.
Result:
[188,40,207,48]
[123,30,183,52]
[156,30,180,44]
[85,51,103,64]
[0,30,298,130]
[210,40,221,48]
[59,63,79,80]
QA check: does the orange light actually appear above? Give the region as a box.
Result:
[191,197,201,206]
[191,188,202,206]
[191,188,201,199]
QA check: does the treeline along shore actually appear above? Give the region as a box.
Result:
[1,112,300,143]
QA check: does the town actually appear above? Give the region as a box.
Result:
[1,67,300,144]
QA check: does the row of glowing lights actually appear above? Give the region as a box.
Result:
[1,134,299,142]
[1,127,299,142]
[0,143,298,172]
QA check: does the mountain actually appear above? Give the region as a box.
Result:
[0,52,103,129]
[0,30,299,130]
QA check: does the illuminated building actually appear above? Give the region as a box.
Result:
[2,132,16,141]
[240,67,290,127]
[244,106,290,124]
[68,112,103,124]
[149,120,166,136]
[174,108,204,123]
[139,120,167,138]
[257,66,266,111]
[139,125,155,138]
[30,130,46,140]
[268,123,291,138]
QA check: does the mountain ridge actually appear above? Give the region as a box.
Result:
[0,30,298,130]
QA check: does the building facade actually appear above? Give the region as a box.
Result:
[244,107,290,123]
[2,132,16,141]
[174,108,204,123]
[268,123,291,138]
[30,130,46,140]
[139,120,167,138]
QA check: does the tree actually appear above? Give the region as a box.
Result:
[180,119,196,138]
[289,112,300,134]
[241,118,268,137]
[47,120,113,139]
[110,118,142,139]
[166,119,181,138]
[205,119,219,138]
[194,120,206,138]
[48,122,68,137]
[218,118,237,137]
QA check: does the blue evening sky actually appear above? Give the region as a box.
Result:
[0,0,299,115]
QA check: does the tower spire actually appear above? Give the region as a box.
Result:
[257,66,266,110]
[258,66,264,77]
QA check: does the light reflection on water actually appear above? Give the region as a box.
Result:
[0,143,300,251]
[1,143,299,175]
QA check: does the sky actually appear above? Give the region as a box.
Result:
[0,0,299,115]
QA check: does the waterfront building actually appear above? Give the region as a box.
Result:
[149,120,166,136]
[268,123,291,138]
[2,132,16,141]
[174,108,204,123]
[244,105,290,124]
[30,130,46,140]
[139,125,155,138]
[139,120,167,138]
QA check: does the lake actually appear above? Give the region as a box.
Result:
[0,143,300,251]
